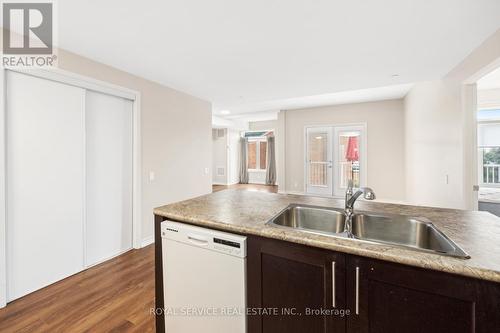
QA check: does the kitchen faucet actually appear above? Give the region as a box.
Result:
[344,180,376,236]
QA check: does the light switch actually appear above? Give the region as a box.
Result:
[204,167,210,175]
[149,171,155,182]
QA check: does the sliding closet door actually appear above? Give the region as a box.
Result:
[6,71,85,301]
[85,91,133,267]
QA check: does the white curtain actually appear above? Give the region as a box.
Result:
[239,138,249,184]
[265,135,276,185]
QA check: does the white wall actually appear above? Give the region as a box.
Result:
[404,28,500,209]
[57,49,212,243]
[404,81,464,208]
[280,99,406,202]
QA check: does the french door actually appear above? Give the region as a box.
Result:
[306,125,366,197]
[306,127,333,195]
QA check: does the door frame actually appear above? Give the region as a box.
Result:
[463,57,500,210]
[0,67,143,307]
[304,123,368,197]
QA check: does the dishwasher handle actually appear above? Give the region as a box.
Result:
[187,234,209,246]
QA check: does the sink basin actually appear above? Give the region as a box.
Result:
[267,204,469,258]
[269,204,346,234]
[351,213,469,258]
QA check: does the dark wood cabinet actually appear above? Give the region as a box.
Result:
[247,236,500,333]
[156,222,500,333]
[247,236,346,333]
[346,255,500,333]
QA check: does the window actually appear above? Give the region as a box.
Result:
[260,141,267,169]
[247,139,267,170]
[248,142,257,169]
[477,121,500,186]
[480,147,500,184]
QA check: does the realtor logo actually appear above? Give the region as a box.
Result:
[2,1,57,67]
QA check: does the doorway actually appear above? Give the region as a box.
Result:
[305,124,366,197]
[475,66,500,216]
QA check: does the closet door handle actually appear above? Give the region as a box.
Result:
[332,261,336,308]
[355,266,360,315]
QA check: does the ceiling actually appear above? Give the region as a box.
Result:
[57,1,500,115]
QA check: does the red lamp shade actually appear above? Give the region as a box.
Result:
[345,136,359,161]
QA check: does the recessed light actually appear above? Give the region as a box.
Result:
[315,136,323,140]
[391,74,400,77]
[220,110,231,115]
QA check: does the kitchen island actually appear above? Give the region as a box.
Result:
[154,189,500,333]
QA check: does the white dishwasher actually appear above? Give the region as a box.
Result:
[161,221,247,333]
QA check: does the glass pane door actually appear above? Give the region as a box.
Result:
[334,126,365,196]
[306,127,333,195]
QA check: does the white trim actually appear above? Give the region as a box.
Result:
[8,68,137,100]
[0,68,142,307]
[132,94,142,249]
[464,57,500,85]
[141,236,154,248]
[81,90,87,270]
[0,68,6,308]
[212,181,240,186]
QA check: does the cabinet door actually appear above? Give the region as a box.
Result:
[247,236,346,333]
[346,255,500,333]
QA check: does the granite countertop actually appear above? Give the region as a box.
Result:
[154,189,500,283]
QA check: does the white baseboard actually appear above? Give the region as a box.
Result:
[141,236,154,247]
[213,181,239,186]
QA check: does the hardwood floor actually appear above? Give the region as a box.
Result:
[212,183,278,193]
[0,185,277,333]
[0,245,155,333]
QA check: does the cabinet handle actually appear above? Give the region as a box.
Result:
[355,266,360,315]
[332,261,336,308]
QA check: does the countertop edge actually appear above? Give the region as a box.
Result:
[153,209,500,284]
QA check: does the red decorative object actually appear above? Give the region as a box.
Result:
[345,136,359,161]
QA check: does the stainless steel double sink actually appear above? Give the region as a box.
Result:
[268,204,470,258]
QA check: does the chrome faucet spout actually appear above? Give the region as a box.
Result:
[344,180,376,235]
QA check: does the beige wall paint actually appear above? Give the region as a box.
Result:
[57,49,212,242]
[281,99,406,202]
[249,120,278,131]
[404,81,464,208]
[404,28,500,209]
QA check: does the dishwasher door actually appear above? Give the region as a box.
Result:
[161,221,247,333]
